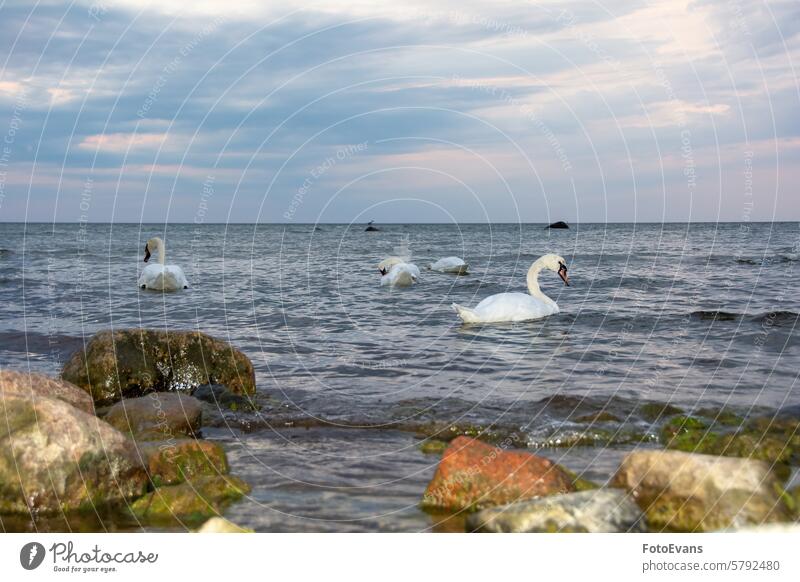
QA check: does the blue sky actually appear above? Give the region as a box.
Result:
[0,0,798,223]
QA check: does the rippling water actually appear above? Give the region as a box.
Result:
[2,221,799,531]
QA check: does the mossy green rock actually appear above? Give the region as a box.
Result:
[130,475,250,524]
[0,394,148,514]
[612,450,792,532]
[61,329,255,405]
[418,439,448,455]
[139,439,229,487]
[638,402,684,422]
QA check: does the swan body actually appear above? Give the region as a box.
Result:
[138,237,188,291]
[430,256,469,275]
[452,254,569,323]
[380,262,420,287]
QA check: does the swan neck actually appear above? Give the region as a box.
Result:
[526,260,553,303]
[155,240,166,265]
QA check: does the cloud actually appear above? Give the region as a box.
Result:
[77,132,168,152]
[0,0,797,222]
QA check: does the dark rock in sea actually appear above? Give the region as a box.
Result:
[138,438,229,487]
[468,489,645,533]
[611,450,792,531]
[637,401,684,422]
[104,393,203,439]
[365,226,380,231]
[418,439,448,455]
[0,369,94,414]
[192,383,256,412]
[129,474,250,524]
[0,392,148,514]
[421,436,576,512]
[575,411,621,424]
[61,329,255,405]
[546,221,569,229]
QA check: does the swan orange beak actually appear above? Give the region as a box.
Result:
[143,244,151,263]
[558,264,570,286]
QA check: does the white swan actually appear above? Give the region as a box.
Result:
[138,237,188,291]
[429,256,469,275]
[378,257,420,287]
[452,254,569,323]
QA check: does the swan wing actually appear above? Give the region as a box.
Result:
[468,292,556,322]
[139,264,188,291]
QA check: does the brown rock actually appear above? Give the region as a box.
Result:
[0,393,148,514]
[139,438,228,486]
[421,436,576,512]
[61,329,255,405]
[0,370,94,414]
[105,393,202,439]
[612,449,793,532]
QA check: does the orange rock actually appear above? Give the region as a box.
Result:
[421,436,575,512]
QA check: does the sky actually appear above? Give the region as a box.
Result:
[0,0,798,223]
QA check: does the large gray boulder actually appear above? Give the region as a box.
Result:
[468,489,645,533]
[612,449,793,532]
[0,393,148,514]
[0,369,94,414]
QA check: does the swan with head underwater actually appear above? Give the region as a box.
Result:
[378,256,420,287]
[138,237,188,291]
[452,254,569,323]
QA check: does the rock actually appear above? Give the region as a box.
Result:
[717,523,800,533]
[421,436,576,513]
[546,221,569,229]
[611,450,793,532]
[196,517,253,533]
[468,489,645,533]
[61,329,255,405]
[418,439,448,455]
[0,370,94,414]
[0,393,148,514]
[661,416,799,479]
[130,475,250,524]
[139,438,228,487]
[192,383,255,411]
[104,393,203,439]
[575,411,620,423]
[637,401,684,422]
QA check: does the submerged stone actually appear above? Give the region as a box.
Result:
[61,329,255,405]
[638,402,684,422]
[468,489,645,533]
[418,439,448,455]
[612,450,792,532]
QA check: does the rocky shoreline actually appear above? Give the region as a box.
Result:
[1,328,799,533]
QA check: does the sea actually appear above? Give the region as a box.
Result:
[1,221,799,532]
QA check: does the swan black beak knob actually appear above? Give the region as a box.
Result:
[143,244,151,263]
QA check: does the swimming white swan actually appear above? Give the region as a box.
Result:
[429,256,469,275]
[378,257,420,287]
[452,254,569,323]
[138,237,188,291]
